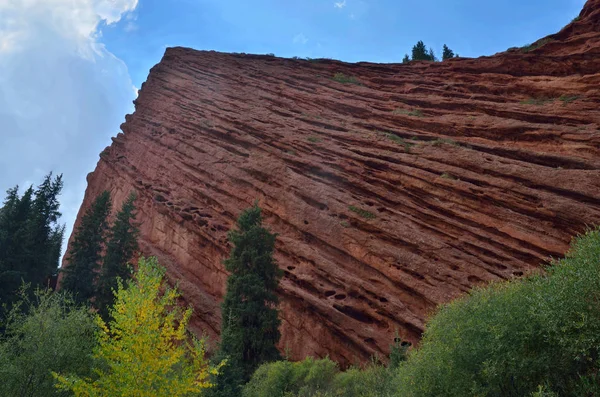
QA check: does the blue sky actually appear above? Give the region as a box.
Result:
[0,0,587,257]
[102,0,586,88]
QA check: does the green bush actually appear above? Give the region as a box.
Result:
[243,356,398,397]
[396,227,600,396]
[348,205,376,219]
[331,363,398,397]
[0,288,97,396]
[332,73,361,85]
[243,357,339,397]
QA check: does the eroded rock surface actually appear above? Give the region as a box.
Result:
[65,0,600,365]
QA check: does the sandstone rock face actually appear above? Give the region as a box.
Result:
[66,1,600,366]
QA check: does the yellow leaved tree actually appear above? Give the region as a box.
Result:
[54,256,221,397]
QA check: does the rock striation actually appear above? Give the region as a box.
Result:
[65,0,600,366]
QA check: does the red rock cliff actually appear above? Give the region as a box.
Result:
[65,0,600,365]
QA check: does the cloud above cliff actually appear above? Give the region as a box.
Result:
[0,0,138,258]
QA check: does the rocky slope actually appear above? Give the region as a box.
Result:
[66,0,600,365]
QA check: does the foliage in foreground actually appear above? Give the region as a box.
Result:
[396,226,600,396]
[55,257,220,397]
[243,356,399,397]
[0,288,97,397]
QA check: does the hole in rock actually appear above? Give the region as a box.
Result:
[324,290,336,297]
[364,337,376,345]
[468,275,483,283]
[379,297,388,303]
[513,271,524,277]
[304,220,309,225]
[334,294,347,300]
[287,266,296,271]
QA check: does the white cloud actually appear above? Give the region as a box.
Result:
[334,0,347,9]
[293,33,308,45]
[124,21,138,32]
[0,0,138,260]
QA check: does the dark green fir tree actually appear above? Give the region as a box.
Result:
[212,204,282,396]
[60,191,112,305]
[96,192,139,319]
[412,40,431,61]
[0,173,64,307]
[428,48,437,62]
[25,173,65,287]
[442,44,455,60]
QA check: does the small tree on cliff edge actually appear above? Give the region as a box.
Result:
[212,204,282,396]
[96,192,140,319]
[442,44,456,60]
[61,191,112,305]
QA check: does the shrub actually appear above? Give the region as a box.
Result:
[332,73,361,85]
[383,133,414,153]
[243,357,398,397]
[348,206,376,219]
[558,95,580,104]
[440,172,457,180]
[393,108,424,117]
[521,38,553,53]
[243,357,339,397]
[0,288,97,397]
[431,138,459,147]
[331,363,398,397]
[396,227,600,396]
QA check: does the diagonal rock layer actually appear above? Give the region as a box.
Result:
[66,0,600,365]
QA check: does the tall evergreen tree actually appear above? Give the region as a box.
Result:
[61,191,112,305]
[212,204,282,396]
[25,173,65,287]
[0,173,64,307]
[96,192,139,319]
[442,44,455,60]
[402,54,410,63]
[0,186,32,305]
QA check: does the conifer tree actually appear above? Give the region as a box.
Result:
[402,54,410,63]
[212,204,282,396]
[428,48,437,62]
[442,44,455,60]
[25,173,64,287]
[411,40,430,61]
[410,41,437,61]
[96,192,139,319]
[0,173,64,306]
[61,191,112,305]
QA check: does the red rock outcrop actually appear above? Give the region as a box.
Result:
[65,0,600,366]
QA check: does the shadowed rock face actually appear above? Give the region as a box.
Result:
[65,0,600,366]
